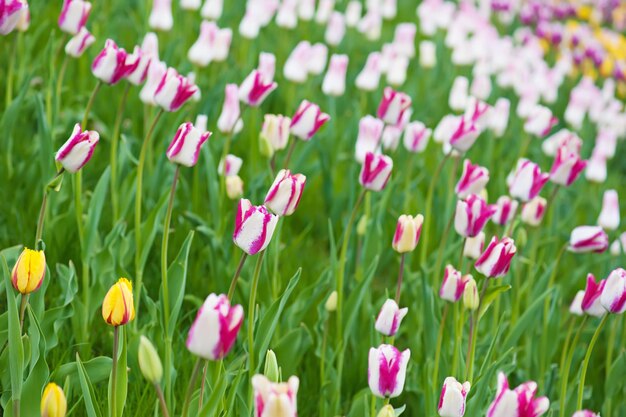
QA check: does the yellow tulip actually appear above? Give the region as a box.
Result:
[11,248,46,294]
[41,382,67,417]
[102,278,135,326]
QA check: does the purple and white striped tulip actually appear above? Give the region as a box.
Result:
[508,159,549,202]
[260,114,290,155]
[217,84,242,134]
[55,124,99,173]
[218,154,242,177]
[368,344,410,398]
[475,236,517,278]
[188,21,232,67]
[439,265,470,303]
[449,76,469,112]
[166,122,211,167]
[377,87,412,126]
[238,69,277,107]
[149,0,173,31]
[598,190,619,231]
[463,232,485,260]
[570,291,584,316]
[580,273,607,317]
[521,196,547,227]
[455,159,489,199]
[464,98,491,131]
[264,169,306,216]
[1,0,26,35]
[322,54,348,97]
[486,373,549,417]
[492,196,519,226]
[374,299,408,337]
[284,41,312,83]
[154,68,198,112]
[91,40,134,85]
[438,377,470,417]
[233,199,279,255]
[524,105,557,137]
[125,46,152,85]
[393,23,416,58]
[258,52,276,81]
[392,214,423,253]
[290,100,330,141]
[454,194,497,238]
[403,121,431,153]
[356,52,382,92]
[65,27,95,58]
[549,146,587,187]
[568,226,609,253]
[360,152,393,192]
[355,116,384,163]
[252,375,299,417]
[449,118,479,153]
[140,60,166,106]
[600,268,626,314]
[541,129,581,157]
[58,0,91,35]
[572,411,600,417]
[186,293,243,360]
[488,98,510,137]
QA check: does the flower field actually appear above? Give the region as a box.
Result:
[1,0,626,416]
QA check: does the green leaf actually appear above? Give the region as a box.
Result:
[76,352,103,417]
[163,231,194,338]
[343,256,379,345]
[3,255,24,412]
[478,285,512,320]
[139,192,169,272]
[83,167,111,260]
[54,356,113,386]
[21,306,50,417]
[503,287,554,350]
[108,326,128,417]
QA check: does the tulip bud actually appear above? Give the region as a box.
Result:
[65,27,95,58]
[392,214,424,253]
[325,291,337,312]
[449,76,469,111]
[380,125,401,152]
[276,0,297,28]
[217,84,243,134]
[325,11,345,46]
[488,98,510,137]
[41,382,67,417]
[284,41,312,83]
[600,268,626,314]
[487,373,549,417]
[201,0,222,19]
[569,290,584,316]
[463,232,485,260]
[524,104,557,137]
[140,60,167,106]
[322,54,348,97]
[360,152,393,192]
[374,299,408,337]
[541,129,581,157]
[11,248,46,294]
[455,159,489,199]
[187,293,244,359]
[449,117,479,154]
[438,376,470,417]
[572,410,600,417]
[376,405,395,417]
[439,265,469,303]
[470,74,492,101]
[233,199,279,255]
[357,215,369,236]
[580,273,607,317]
[181,0,200,10]
[392,23,416,58]
[356,52,382,92]
[55,124,100,173]
[252,375,299,417]
[549,146,587,187]
[305,43,328,76]
[345,1,361,27]
[368,344,410,398]
[377,87,412,126]
[358,9,382,41]
[463,278,479,310]
[225,175,244,200]
[403,121,431,153]
[91,40,133,85]
[188,21,232,67]
[568,226,609,253]
[154,68,198,112]
[290,100,330,141]
[166,122,211,167]
[264,349,280,382]
[149,0,173,31]
[238,69,277,107]
[260,114,291,157]
[585,153,607,183]
[124,45,152,85]
[474,236,517,278]
[264,169,306,216]
[355,116,384,163]
[102,278,135,326]
[419,40,436,68]
[454,194,496,238]
[58,0,91,35]
[138,335,163,383]
[508,159,549,202]
[492,196,519,226]
[520,197,547,227]
[598,190,620,230]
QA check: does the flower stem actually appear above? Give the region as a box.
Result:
[54,54,69,121]
[419,153,451,264]
[19,294,29,333]
[110,83,131,223]
[227,252,249,301]
[432,303,450,395]
[559,316,588,417]
[577,314,609,410]
[181,358,203,417]
[110,326,120,417]
[248,251,267,384]
[395,253,406,303]
[465,278,490,381]
[154,384,170,417]
[433,212,455,279]
[6,34,18,108]
[282,138,298,170]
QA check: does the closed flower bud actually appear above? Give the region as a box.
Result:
[91,40,133,85]
[264,349,280,382]
[449,117,479,154]
[239,69,277,107]
[225,175,244,200]
[386,55,409,87]
[276,0,297,28]
[368,344,410,398]
[579,273,607,317]
[569,291,584,316]
[138,335,163,383]
[360,152,393,192]
[357,214,368,236]
[454,194,496,238]
[470,74,491,101]
[307,43,328,76]
[585,153,607,183]
[58,0,91,35]
[166,122,211,167]
[181,0,200,10]
[325,11,345,46]
[463,278,479,310]
[149,0,173,31]
[455,159,489,199]
[600,268,626,314]
[41,382,67,417]
[374,299,408,336]
[569,226,609,253]
[541,129,581,157]
[521,196,547,227]
[403,121,431,153]
[322,54,348,96]
[438,377,470,417]
[508,159,549,202]
[549,146,587,186]
[463,232,485,260]
[65,27,95,58]
[377,87,412,126]
[572,411,600,417]
[475,236,517,278]
[376,405,395,417]
[187,293,243,359]
[217,84,243,134]
[201,0,222,19]
[154,68,198,112]
[492,196,519,226]
[218,154,243,177]
[55,124,100,173]
[325,291,338,312]
[598,190,620,230]
[449,76,469,111]
[393,23,416,58]
[392,214,423,253]
[358,9,382,41]
[356,52,382,92]
[488,98,510,137]
[284,41,312,83]
[233,199,279,255]
[355,116,384,163]
[252,375,299,417]
[439,265,469,303]
[188,21,231,67]
[102,278,135,326]
[419,40,436,68]
[487,373,549,417]
[125,46,152,85]
[140,60,167,106]
[12,248,45,294]
[524,105,557,137]
[264,169,306,216]
[290,100,330,141]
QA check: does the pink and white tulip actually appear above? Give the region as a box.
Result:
[360,152,393,192]
[572,411,600,417]
[125,46,152,85]
[345,1,361,27]
[403,121,431,153]
[55,124,99,173]
[598,190,620,231]
[58,0,91,35]
[449,118,479,153]
[284,41,312,83]
[166,122,211,167]
[475,236,517,278]
[1,0,26,35]
[252,375,299,417]
[368,344,410,398]
[521,197,547,227]
[492,196,519,226]
[486,372,549,417]
[454,194,497,238]
[65,27,95,58]
[438,377,470,417]
[524,105,557,137]
[264,170,306,216]
[419,40,436,68]
[439,265,470,303]
[91,40,133,85]
[188,21,232,66]
[154,68,198,112]
[580,273,607,317]
[290,100,330,141]
[463,232,485,260]
[455,159,489,199]
[356,52,382,92]
[261,114,291,155]
[307,43,328,76]
[393,23,416,58]
[600,268,626,314]
[488,98,510,137]
[258,52,276,81]
[377,87,412,126]
[139,60,167,106]
[149,0,173,31]
[374,299,408,337]
[217,84,243,134]
[233,199,279,255]
[569,226,609,253]
[201,0,222,19]
[325,11,345,46]
[238,69,277,107]
[449,76,469,112]
[355,116,384,163]
[218,154,242,177]
[541,129,581,157]
[392,214,423,253]
[381,126,402,152]
[549,146,587,187]
[322,54,348,97]
[508,159,549,202]
[585,153,607,183]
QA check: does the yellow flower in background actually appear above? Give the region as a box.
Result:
[577,5,592,21]
[41,382,67,417]
[600,57,614,78]
[102,278,135,326]
[11,248,46,294]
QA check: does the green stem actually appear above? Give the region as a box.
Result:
[419,153,451,264]
[248,251,267,404]
[110,326,120,417]
[540,244,567,375]
[576,314,609,410]
[54,54,69,122]
[154,384,170,417]
[604,317,618,416]
[111,83,131,223]
[452,304,463,376]
[6,33,18,108]
[19,294,29,334]
[559,316,588,417]
[282,137,298,170]
[227,252,249,301]
[370,395,376,417]
[181,358,202,417]
[395,253,406,303]
[432,303,450,396]
[466,278,490,381]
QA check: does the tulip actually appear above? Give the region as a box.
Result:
[600,268,626,314]
[419,40,436,68]
[55,124,99,173]
[570,291,584,316]
[225,175,244,200]
[307,43,328,75]
[252,375,299,417]
[91,39,133,85]
[218,154,243,177]
[594,129,617,159]
[1,0,25,35]
[355,116,384,163]
[325,290,337,312]
[264,169,306,216]
[439,265,470,303]
[464,98,490,130]
[140,60,167,106]
[120,45,151,85]
[454,194,497,238]
[358,9,382,41]
[381,125,402,152]
[475,236,517,278]
[375,299,408,336]
[598,189,620,230]
[322,54,348,97]
[463,278,479,310]
[392,214,424,253]
[377,405,395,417]
[263,349,280,382]
[186,293,244,359]
[585,153,607,183]
[433,114,461,146]
[393,23,416,58]
[41,383,67,417]
[549,146,587,187]
[258,52,276,81]
[449,76,469,112]
[188,21,232,67]
[610,233,626,256]
[568,226,609,253]
[238,69,277,107]
[449,117,479,154]
[508,159,549,202]
[580,273,607,317]
[492,196,519,226]
[488,98,510,137]
[201,0,222,19]
[455,160,489,199]
[382,0,397,19]
[486,373,549,417]
[403,121,431,153]
[572,411,600,417]
[470,74,492,101]
[63,26,94,57]
[377,87,412,125]
[260,114,291,157]
[233,199,279,255]
[360,152,393,192]
[284,41,312,83]
[102,278,135,326]
[138,335,163,383]
[217,84,243,134]
[438,377,470,417]
[324,11,345,46]
[238,13,260,39]
[180,0,200,10]
[166,122,211,167]
[463,232,485,260]
[13,0,28,32]
[290,100,330,141]
[11,248,45,294]
[524,105,557,137]
[368,344,410,398]
[386,55,409,87]
[314,0,333,23]
[276,0,297,28]
[154,68,198,112]
[58,0,90,35]
[520,196,547,227]
[541,129,581,157]
[149,0,173,31]
[356,52,382,92]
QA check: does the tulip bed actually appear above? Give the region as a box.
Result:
[1,0,626,417]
